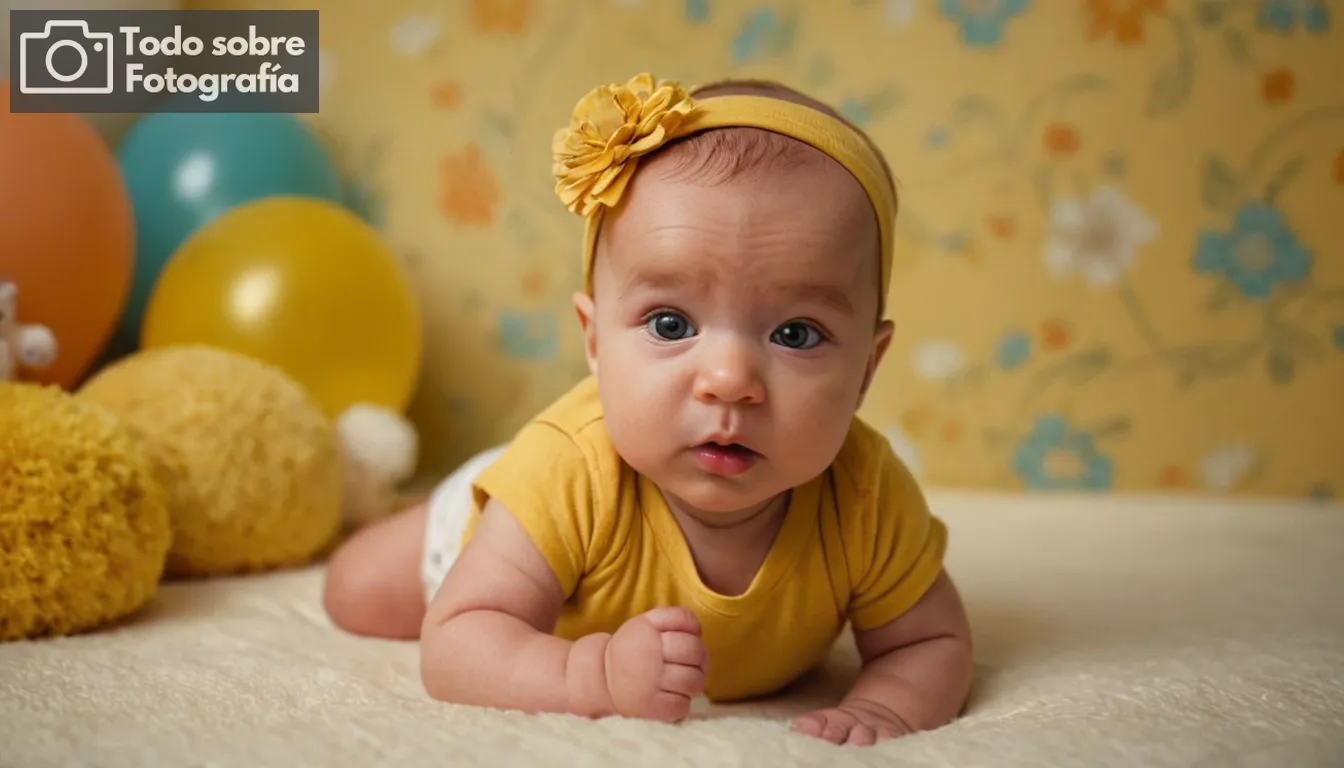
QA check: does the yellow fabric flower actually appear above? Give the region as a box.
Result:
[552,73,696,217]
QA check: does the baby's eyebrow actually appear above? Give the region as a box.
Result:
[620,271,856,316]
[778,283,855,316]
[619,268,708,298]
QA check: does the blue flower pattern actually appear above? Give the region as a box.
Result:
[1193,202,1311,299]
[996,331,1031,370]
[806,56,835,87]
[1257,0,1330,34]
[839,96,870,126]
[940,231,970,253]
[496,310,558,360]
[925,125,951,148]
[731,7,796,64]
[938,0,1031,46]
[685,0,710,25]
[1012,415,1114,491]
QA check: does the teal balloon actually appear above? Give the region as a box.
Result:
[113,111,343,349]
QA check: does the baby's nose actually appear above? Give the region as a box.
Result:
[692,338,764,405]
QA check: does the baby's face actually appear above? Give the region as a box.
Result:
[575,149,893,520]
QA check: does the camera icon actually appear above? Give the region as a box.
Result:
[19,20,115,95]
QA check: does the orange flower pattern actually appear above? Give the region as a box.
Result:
[902,405,933,437]
[1043,122,1081,158]
[1262,69,1294,104]
[940,420,964,444]
[521,267,549,298]
[432,81,462,109]
[1040,318,1072,350]
[1083,0,1166,45]
[441,144,500,227]
[470,0,532,36]
[1158,466,1189,488]
[986,215,1017,241]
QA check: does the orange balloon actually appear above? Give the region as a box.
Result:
[0,80,133,388]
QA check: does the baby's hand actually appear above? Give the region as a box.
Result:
[790,698,914,746]
[603,606,708,722]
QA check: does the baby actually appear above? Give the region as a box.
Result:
[324,74,973,747]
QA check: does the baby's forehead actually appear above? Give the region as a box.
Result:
[624,148,876,237]
[644,126,841,189]
[604,209,874,307]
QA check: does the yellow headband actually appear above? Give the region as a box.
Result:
[552,73,897,314]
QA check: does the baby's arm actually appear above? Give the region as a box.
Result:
[791,569,973,745]
[420,497,709,721]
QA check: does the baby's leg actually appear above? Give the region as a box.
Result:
[323,502,429,639]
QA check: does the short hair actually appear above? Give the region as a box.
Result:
[648,78,898,208]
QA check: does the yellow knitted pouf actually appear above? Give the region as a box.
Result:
[78,345,343,576]
[1,383,172,641]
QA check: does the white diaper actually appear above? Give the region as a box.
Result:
[419,444,509,603]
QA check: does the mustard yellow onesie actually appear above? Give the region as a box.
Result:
[419,375,948,702]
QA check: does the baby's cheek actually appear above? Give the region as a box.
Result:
[796,369,861,409]
[780,381,855,448]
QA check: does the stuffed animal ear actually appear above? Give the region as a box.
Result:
[335,404,419,529]
[336,404,419,482]
[15,325,58,369]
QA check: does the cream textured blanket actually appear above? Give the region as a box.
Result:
[3,491,1342,767]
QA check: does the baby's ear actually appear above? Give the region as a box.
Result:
[572,291,599,376]
[860,319,895,399]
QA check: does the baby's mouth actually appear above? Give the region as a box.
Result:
[700,441,758,457]
[694,440,762,476]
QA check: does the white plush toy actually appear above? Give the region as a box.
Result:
[0,279,58,382]
[335,402,420,529]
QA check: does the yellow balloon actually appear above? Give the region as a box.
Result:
[141,196,422,417]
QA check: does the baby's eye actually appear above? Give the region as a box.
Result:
[646,311,696,341]
[771,321,823,350]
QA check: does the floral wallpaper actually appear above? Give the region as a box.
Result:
[192,0,1342,500]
